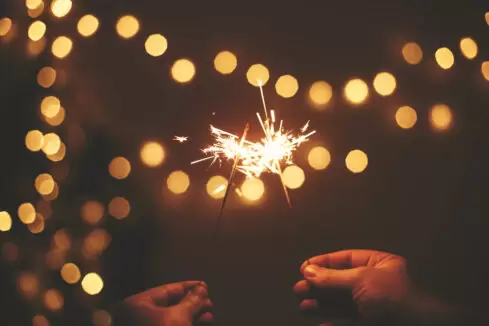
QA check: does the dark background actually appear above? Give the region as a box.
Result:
[1,0,489,325]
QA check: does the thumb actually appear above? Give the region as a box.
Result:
[179,284,209,316]
[303,264,363,289]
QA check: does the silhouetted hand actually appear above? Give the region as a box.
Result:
[114,281,213,326]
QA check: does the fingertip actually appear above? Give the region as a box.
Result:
[292,280,310,295]
[299,299,318,311]
[199,312,213,324]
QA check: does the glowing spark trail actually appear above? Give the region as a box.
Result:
[174,136,189,143]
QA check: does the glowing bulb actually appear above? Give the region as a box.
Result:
[43,289,64,311]
[402,42,423,65]
[44,106,65,126]
[309,81,333,109]
[373,72,396,96]
[482,62,489,81]
[42,133,61,155]
[28,1,44,19]
[171,59,196,83]
[206,175,228,199]
[51,36,73,59]
[166,170,190,194]
[345,149,368,173]
[116,15,139,39]
[486,12,489,26]
[26,0,42,10]
[82,273,104,295]
[344,78,369,105]
[0,211,12,232]
[459,37,478,60]
[275,74,299,98]
[214,51,237,75]
[246,64,270,87]
[35,173,55,195]
[41,96,61,118]
[28,20,46,41]
[27,213,45,234]
[430,104,453,131]
[241,178,265,202]
[25,130,44,152]
[0,18,13,37]
[395,106,417,129]
[109,157,131,179]
[37,67,56,88]
[282,165,305,189]
[60,263,81,284]
[50,0,72,18]
[77,14,99,37]
[140,141,165,167]
[108,197,130,219]
[435,47,454,70]
[18,203,36,224]
[145,34,168,57]
[308,146,331,170]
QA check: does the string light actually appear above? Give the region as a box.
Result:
[82,229,111,259]
[214,51,237,75]
[44,106,65,126]
[42,133,61,155]
[109,157,131,179]
[344,78,369,105]
[81,273,104,295]
[27,20,46,41]
[41,96,61,118]
[0,18,13,37]
[18,203,36,224]
[42,182,59,201]
[50,0,72,18]
[482,62,489,81]
[395,106,417,129]
[25,130,44,152]
[402,42,423,65]
[140,141,165,167]
[35,173,55,195]
[145,34,168,57]
[37,67,57,88]
[166,171,190,194]
[282,165,305,189]
[27,38,46,57]
[77,14,99,37]
[60,263,81,284]
[430,104,453,131]
[81,200,105,225]
[51,36,73,59]
[206,175,228,199]
[275,74,299,98]
[246,64,269,87]
[435,47,454,70]
[116,15,139,39]
[27,213,45,234]
[26,0,43,10]
[485,12,489,25]
[17,272,39,298]
[171,59,196,83]
[27,1,44,19]
[47,142,66,162]
[309,81,333,109]
[108,197,131,219]
[0,211,12,232]
[373,72,396,96]
[240,177,265,202]
[345,149,368,173]
[307,146,331,170]
[459,37,478,59]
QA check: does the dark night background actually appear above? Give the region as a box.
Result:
[1,0,489,325]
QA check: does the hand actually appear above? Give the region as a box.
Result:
[115,281,213,326]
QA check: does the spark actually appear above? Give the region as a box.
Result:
[174,136,189,143]
[213,184,227,194]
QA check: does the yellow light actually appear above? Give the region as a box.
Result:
[246,64,270,87]
[241,177,265,202]
[402,42,423,65]
[308,146,331,170]
[109,157,131,179]
[42,133,61,155]
[145,34,168,57]
[50,0,72,18]
[51,36,73,59]
[435,47,454,70]
[214,51,237,75]
[0,211,12,232]
[28,1,44,19]
[77,14,99,37]
[18,203,36,224]
[28,20,46,41]
[167,170,190,194]
[26,0,42,10]
[25,130,44,152]
[37,66,56,88]
[275,74,299,98]
[140,141,165,167]
[373,72,396,96]
[459,37,478,60]
[81,200,105,225]
[206,175,228,199]
[27,38,46,57]
[395,106,417,129]
[0,18,13,37]
[482,62,489,81]
[486,12,489,25]
[282,165,305,189]
[344,78,369,105]
[60,263,81,284]
[17,272,39,299]
[44,106,65,126]
[82,273,104,295]
[345,149,368,173]
[309,81,333,109]
[35,173,55,195]
[430,104,453,131]
[47,142,66,162]
[42,182,59,201]
[93,310,112,326]
[32,315,49,326]
[171,59,196,83]
[41,96,61,118]
[43,289,64,311]
[27,213,45,234]
[108,197,131,219]
[116,15,139,39]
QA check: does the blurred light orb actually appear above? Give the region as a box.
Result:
[395,106,417,129]
[93,310,112,326]
[402,42,423,65]
[0,18,12,37]
[26,0,42,10]
[345,149,368,174]
[44,289,64,311]
[109,157,131,179]
[81,200,105,225]
[309,81,333,109]
[214,51,237,75]
[241,177,265,201]
[486,12,489,25]
[18,272,39,298]
[275,74,299,98]
[35,173,55,195]
[44,106,65,126]
[167,170,190,194]
[373,72,396,96]
[77,14,99,37]
[32,315,49,326]
[37,66,56,88]
[50,0,72,18]
[83,229,111,258]
[82,273,104,295]
[435,47,454,70]
[18,203,36,224]
[52,36,73,59]
[28,20,46,41]
[27,213,45,234]
[60,263,81,284]
[25,130,44,152]
[145,34,168,57]
[482,62,489,81]
[171,59,196,83]
[140,141,165,167]
[41,96,61,118]
[116,15,139,39]
[430,104,453,131]
[53,229,71,251]
[0,211,12,232]
[108,197,131,219]
[42,133,61,155]
[282,165,305,189]
[344,78,369,104]
[42,182,59,201]
[246,64,270,87]
[27,38,46,57]
[459,37,478,60]
[47,142,66,162]
[308,146,331,170]
[28,1,44,18]
[206,175,228,199]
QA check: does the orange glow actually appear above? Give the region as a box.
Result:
[171,59,196,83]
[2,242,19,262]
[246,64,270,87]
[140,141,165,167]
[32,315,49,326]
[83,229,111,258]
[42,133,61,155]
[77,14,99,37]
[47,142,66,162]
[481,61,489,81]
[51,36,73,59]
[214,51,237,75]
[145,34,168,57]
[430,104,453,131]
[459,37,478,60]
[37,66,56,88]
[18,272,39,299]
[28,20,46,41]
[42,182,59,201]
[116,15,139,39]
[50,0,72,18]
[0,211,12,232]
[18,203,36,224]
[26,0,43,10]
[345,149,368,173]
[81,200,105,225]
[53,229,71,251]
[36,200,52,219]
[27,38,46,57]
[93,310,112,326]
[344,78,369,105]
[240,177,265,202]
[395,106,417,129]
[45,249,65,270]
[308,146,331,170]
[43,289,64,311]
[402,42,423,65]
[309,81,333,109]
[108,197,131,219]
[282,165,305,189]
[25,130,44,152]
[206,175,228,199]
[435,47,454,69]
[60,263,81,284]
[167,170,190,194]
[41,96,61,118]
[35,173,55,195]
[27,213,45,234]
[486,12,489,26]
[82,273,104,295]
[373,72,396,96]
[44,106,65,126]
[109,157,131,179]
[275,74,299,98]
[0,18,12,37]
[28,1,44,19]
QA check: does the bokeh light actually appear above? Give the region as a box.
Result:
[344,78,369,104]
[214,51,237,75]
[240,177,265,202]
[18,203,36,224]
[395,106,417,129]
[27,38,46,57]
[41,96,61,118]
[35,173,55,195]
[26,0,42,10]
[82,273,104,295]
[145,34,168,57]
[43,289,64,311]
[77,14,99,37]
[83,229,111,259]
[51,36,73,59]
[345,149,368,173]
[53,229,71,251]
[28,1,44,19]
[171,59,195,83]
[42,182,59,201]
[206,175,228,199]
[481,61,489,81]
[32,315,49,326]
[45,249,65,270]
[44,106,65,126]
[402,42,423,65]
[0,211,12,232]
[17,272,39,299]
[486,12,489,25]
[81,200,105,225]
[93,310,112,326]
[308,146,331,170]
[27,213,45,234]
[108,197,131,219]
[282,165,305,189]
[109,157,131,179]
[2,242,19,262]
[167,170,190,194]
[60,263,81,284]
[25,130,44,152]
[140,141,165,167]
[50,0,72,18]
[28,20,46,41]
[275,74,299,98]
[47,142,66,162]
[430,104,453,131]
[459,37,478,60]
[435,47,454,70]
[37,67,56,88]
[116,15,139,39]
[0,18,12,37]
[309,81,333,109]
[246,64,270,87]
[373,72,396,96]
[42,133,61,155]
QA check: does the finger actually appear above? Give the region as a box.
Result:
[199,312,213,324]
[301,250,380,272]
[299,298,318,311]
[181,284,209,315]
[302,265,363,289]
[292,280,311,295]
[142,281,206,304]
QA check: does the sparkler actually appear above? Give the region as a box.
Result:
[173,135,189,143]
